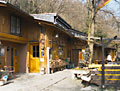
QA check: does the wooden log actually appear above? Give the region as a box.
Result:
[92,75,120,80]
[91,75,120,85]
[105,66,120,69]
[91,71,101,74]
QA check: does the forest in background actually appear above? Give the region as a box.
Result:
[4,0,120,38]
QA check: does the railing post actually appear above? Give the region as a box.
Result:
[101,39,105,88]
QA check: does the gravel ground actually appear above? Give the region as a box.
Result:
[0,69,84,91]
[0,69,118,91]
[43,75,82,91]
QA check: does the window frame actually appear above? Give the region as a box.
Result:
[10,15,21,36]
[32,44,39,58]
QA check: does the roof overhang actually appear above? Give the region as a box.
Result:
[32,14,74,37]
[0,1,33,20]
[0,1,7,7]
[31,13,71,29]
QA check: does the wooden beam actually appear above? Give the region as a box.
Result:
[0,37,27,44]
[0,33,28,43]
[87,36,101,40]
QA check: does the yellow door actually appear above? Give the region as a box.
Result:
[30,44,40,73]
[11,48,19,73]
[14,48,19,72]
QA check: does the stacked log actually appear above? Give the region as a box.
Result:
[49,59,67,69]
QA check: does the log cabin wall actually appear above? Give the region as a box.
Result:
[43,25,72,72]
[0,7,27,72]
[21,20,43,73]
[0,7,10,34]
[21,20,41,40]
[0,2,88,73]
[0,7,36,36]
[0,4,41,73]
[0,41,27,73]
[0,4,73,73]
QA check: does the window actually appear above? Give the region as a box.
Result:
[0,48,5,56]
[33,45,39,57]
[11,16,21,35]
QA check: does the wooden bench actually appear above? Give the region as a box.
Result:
[91,65,120,87]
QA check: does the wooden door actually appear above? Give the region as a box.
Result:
[30,44,40,73]
[11,48,19,72]
[79,49,85,61]
[72,49,85,67]
[72,49,79,67]
[14,48,19,72]
[79,51,82,62]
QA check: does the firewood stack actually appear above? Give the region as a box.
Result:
[49,59,67,68]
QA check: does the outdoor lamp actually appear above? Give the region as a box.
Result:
[55,34,59,38]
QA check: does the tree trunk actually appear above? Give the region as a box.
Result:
[88,0,96,64]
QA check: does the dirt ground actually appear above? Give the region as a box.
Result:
[0,69,118,91]
[0,69,84,91]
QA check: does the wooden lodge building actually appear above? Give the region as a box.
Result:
[0,1,116,74]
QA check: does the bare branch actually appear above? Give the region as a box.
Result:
[99,9,120,31]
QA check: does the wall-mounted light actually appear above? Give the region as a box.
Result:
[38,22,41,25]
[55,34,59,38]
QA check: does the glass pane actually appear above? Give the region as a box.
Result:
[37,45,39,52]
[33,46,36,57]
[33,51,35,57]
[16,18,21,34]
[11,16,16,33]
[1,48,5,56]
[33,46,35,52]
[37,45,39,57]
[37,51,39,57]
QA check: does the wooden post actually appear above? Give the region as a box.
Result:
[47,47,50,74]
[26,42,30,73]
[101,39,105,88]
